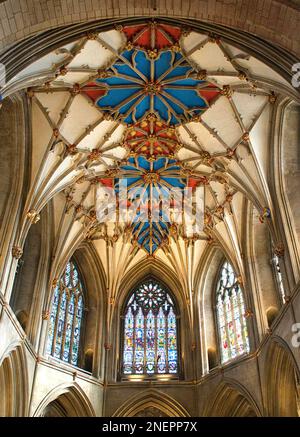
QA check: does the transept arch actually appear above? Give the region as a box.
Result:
[42,242,106,375]
[33,383,96,417]
[204,380,261,417]
[0,344,28,417]
[264,337,300,416]
[112,389,190,417]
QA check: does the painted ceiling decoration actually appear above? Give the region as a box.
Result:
[91,46,219,125]
[120,22,182,51]
[114,156,193,255]
[5,20,299,332]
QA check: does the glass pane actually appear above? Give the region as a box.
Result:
[216,261,249,363]
[123,306,134,374]
[46,260,84,367]
[167,307,177,373]
[62,293,75,363]
[46,286,59,355]
[122,278,178,376]
[146,310,155,374]
[134,307,144,374]
[54,290,67,359]
[157,306,166,373]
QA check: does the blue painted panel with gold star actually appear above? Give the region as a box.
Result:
[95,48,217,125]
[87,22,218,255]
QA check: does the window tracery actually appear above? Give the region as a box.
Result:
[122,279,178,375]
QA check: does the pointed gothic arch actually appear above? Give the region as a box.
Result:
[112,388,190,417]
[204,380,261,417]
[265,337,300,416]
[33,382,96,417]
[120,276,180,378]
[0,344,28,417]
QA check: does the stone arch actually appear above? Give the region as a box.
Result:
[10,209,44,333]
[273,100,300,285]
[112,389,190,417]
[204,380,261,417]
[110,258,192,381]
[118,258,185,310]
[0,93,29,303]
[265,337,300,416]
[72,242,106,376]
[247,205,281,335]
[194,245,224,374]
[0,344,28,416]
[43,241,106,376]
[1,1,299,80]
[33,383,96,417]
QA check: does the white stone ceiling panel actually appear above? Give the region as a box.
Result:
[205,188,217,209]
[76,120,125,150]
[103,124,126,149]
[35,91,71,125]
[232,92,268,130]
[98,29,126,51]
[221,43,249,60]
[236,57,292,88]
[209,181,227,204]
[31,101,54,182]
[188,42,237,73]
[103,144,126,160]
[59,94,101,144]
[68,40,116,69]
[207,75,244,86]
[230,191,245,240]
[37,149,61,186]
[193,163,213,173]
[81,189,95,209]
[11,42,77,82]
[52,72,93,85]
[249,105,271,179]
[201,96,242,148]
[178,122,225,154]
[176,147,199,161]
[70,180,91,203]
[181,32,208,53]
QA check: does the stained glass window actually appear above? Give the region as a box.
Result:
[272,253,286,304]
[216,261,250,363]
[122,279,178,376]
[46,260,84,366]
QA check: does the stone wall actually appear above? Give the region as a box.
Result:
[0,1,299,56]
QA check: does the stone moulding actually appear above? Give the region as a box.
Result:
[0,17,298,87]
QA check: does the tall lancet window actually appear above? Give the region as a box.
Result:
[216,261,250,363]
[122,279,178,376]
[46,260,84,366]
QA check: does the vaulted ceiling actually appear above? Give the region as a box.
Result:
[5,21,299,321]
